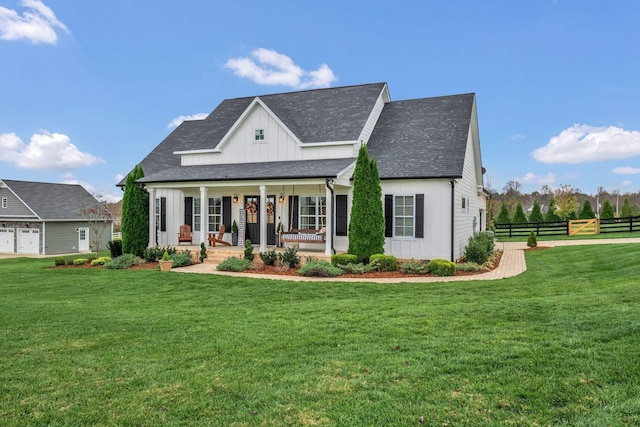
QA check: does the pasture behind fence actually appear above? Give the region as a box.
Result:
[493,216,640,238]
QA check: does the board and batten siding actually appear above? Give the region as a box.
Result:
[43,221,112,255]
[181,103,357,167]
[381,179,451,260]
[0,187,37,218]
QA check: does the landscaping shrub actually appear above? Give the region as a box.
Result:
[199,242,207,263]
[527,231,538,248]
[336,262,367,274]
[170,250,193,268]
[298,260,343,277]
[73,258,89,266]
[331,253,358,266]
[428,259,456,276]
[107,240,123,258]
[400,259,429,274]
[91,256,112,266]
[104,253,137,270]
[217,256,252,272]
[54,257,66,266]
[259,249,278,266]
[278,246,300,268]
[464,231,495,265]
[244,240,254,262]
[144,246,176,262]
[367,254,398,272]
[457,262,484,272]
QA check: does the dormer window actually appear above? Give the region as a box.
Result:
[255,129,265,141]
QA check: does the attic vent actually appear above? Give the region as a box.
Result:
[255,129,265,141]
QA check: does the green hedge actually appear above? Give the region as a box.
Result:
[331,253,358,266]
[428,259,456,276]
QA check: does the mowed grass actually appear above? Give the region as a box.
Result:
[1,245,639,426]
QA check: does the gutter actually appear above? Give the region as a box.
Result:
[325,178,336,254]
[449,179,456,261]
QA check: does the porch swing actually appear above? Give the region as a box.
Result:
[280,184,326,245]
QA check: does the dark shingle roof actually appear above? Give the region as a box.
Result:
[120,83,386,186]
[2,179,100,220]
[138,158,356,183]
[367,93,475,179]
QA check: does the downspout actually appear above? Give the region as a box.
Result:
[449,179,456,262]
[325,178,336,254]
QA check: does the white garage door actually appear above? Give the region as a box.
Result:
[0,228,14,253]
[17,228,39,254]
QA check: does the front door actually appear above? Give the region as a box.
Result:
[266,195,276,245]
[245,196,259,244]
[78,227,89,252]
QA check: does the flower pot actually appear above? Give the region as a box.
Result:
[232,232,238,246]
[159,260,173,271]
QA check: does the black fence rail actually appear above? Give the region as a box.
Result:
[493,216,640,238]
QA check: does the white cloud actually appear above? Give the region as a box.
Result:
[532,124,640,164]
[0,131,103,171]
[0,0,69,45]
[167,113,208,130]
[114,173,125,182]
[520,172,556,185]
[613,166,640,175]
[225,48,337,89]
[510,134,526,141]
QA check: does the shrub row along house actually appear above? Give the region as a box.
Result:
[121,82,488,261]
[0,180,112,255]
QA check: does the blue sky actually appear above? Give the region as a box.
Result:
[1,0,639,202]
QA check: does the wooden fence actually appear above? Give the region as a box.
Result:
[494,216,640,238]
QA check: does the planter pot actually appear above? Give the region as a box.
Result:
[159,260,173,271]
[232,233,238,246]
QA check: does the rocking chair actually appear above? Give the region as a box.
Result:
[178,224,192,245]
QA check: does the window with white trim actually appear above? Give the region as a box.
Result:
[155,198,161,231]
[193,198,201,231]
[299,196,326,230]
[394,195,414,237]
[1,197,6,208]
[255,129,265,141]
[208,197,222,232]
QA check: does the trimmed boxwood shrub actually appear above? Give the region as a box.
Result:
[91,256,112,266]
[298,260,343,277]
[367,254,398,272]
[54,257,66,266]
[527,231,538,248]
[170,250,193,268]
[259,249,278,266]
[217,257,252,272]
[244,240,254,262]
[73,258,89,266]
[428,259,456,276]
[400,259,429,274]
[331,253,358,266]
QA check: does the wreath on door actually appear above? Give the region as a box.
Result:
[266,201,274,215]
[245,201,257,214]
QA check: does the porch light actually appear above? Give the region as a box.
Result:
[1,223,5,228]
[279,193,285,203]
[25,223,29,228]
[232,193,238,203]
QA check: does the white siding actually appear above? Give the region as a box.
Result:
[357,90,388,152]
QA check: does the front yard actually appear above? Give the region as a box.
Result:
[1,244,639,425]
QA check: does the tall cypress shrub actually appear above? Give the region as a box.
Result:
[495,202,511,224]
[600,199,615,219]
[512,202,528,223]
[578,200,595,219]
[122,165,149,256]
[348,144,384,262]
[528,199,544,223]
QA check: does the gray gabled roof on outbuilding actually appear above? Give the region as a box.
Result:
[1,179,100,220]
[367,93,475,180]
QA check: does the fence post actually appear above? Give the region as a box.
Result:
[566,220,569,235]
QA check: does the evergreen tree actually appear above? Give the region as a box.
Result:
[122,165,149,257]
[545,197,561,222]
[528,199,544,223]
[621,198,633,218]
[600,199,615,219]
[578,200,595,219]
[495,202,511,224]
[512,202,528,223]
[348,144,385,262]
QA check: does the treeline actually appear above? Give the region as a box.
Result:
[487,181,640,225]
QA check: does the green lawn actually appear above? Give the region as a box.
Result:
[1,245,639,425]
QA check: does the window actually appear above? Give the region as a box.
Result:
[299,196,326,230]
[208,197,222,232]
[155,198,160,231]
[462,197,469,213]
[255,129,265,141]
[394,195,414,237]
[155,197,166,232]
[1,197,6,208]
[193,198,201,231]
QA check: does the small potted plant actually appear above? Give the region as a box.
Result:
[159,250,173,271]
[231,220,239,246]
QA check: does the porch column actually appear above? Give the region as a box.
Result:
[259,185,267,252]
[325,184,333,256]
[200,186,207,244]
[148,187,155,247]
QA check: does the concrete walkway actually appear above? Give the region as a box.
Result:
[175,237,640,283]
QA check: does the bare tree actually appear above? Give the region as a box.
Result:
[77,194,114,257]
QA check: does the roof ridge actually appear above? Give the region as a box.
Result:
[225,82,387,101]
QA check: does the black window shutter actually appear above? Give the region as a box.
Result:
[288,196,299,230]
[184,197,193,227]
[222,196,231,231]
[160,197,167,232]
[415,194,424,238]
[335,195,348,236]
[384,194,393,237]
